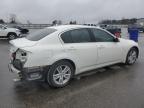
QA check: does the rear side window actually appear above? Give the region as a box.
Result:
[61,28,91,43]
[61,31,73,43]
[26,28,56,41]
[70,29,91,43]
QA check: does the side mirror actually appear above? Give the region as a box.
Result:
[114,38,119,42]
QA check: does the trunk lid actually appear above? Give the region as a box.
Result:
[10,38,37,48]
[9,38,37,53]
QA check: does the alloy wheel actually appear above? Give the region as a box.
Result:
[9,34,16,40]
[53,65,71,85]
[128,50,137,64]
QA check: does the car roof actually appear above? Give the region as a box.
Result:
[48,25,100,31]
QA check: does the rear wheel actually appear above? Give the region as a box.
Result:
[8,33,17,40]
[126,48,138,65]
[46,61,74,88]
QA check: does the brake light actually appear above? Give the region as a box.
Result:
[17,49,28,63]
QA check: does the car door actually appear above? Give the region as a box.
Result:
[60,28,98,73]
[90,28,122,65]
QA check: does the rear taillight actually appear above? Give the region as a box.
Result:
[12,49,28,63]
[17,49,28,63]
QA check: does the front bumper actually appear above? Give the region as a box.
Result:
[8,62,49,82]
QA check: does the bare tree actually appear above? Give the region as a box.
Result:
[57,20,62,25]
[69,20,77,24]
[0,19,5,24]
[27,20,32,24]
[52,20,62,26]
[9,14,17,24]
[52,20,57,26]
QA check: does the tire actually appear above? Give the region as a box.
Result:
[125,48,138,65]
[8,33,17,40]
[46,60,74,88]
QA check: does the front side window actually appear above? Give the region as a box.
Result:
[61,28,91,43]
[26,28,57,41]
[91,28,115,42]
[61,31,73,43]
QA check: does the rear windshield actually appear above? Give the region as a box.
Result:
[26,28,57,41]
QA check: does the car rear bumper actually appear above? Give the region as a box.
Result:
[8,63,22,81]
[8,63,20,73]
[8,62,49,82]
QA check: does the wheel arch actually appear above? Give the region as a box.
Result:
[124,46,139,65]
[122,45,139,64]
[7,32,17,37]
[51,58,77,74]
[131,46,139,58]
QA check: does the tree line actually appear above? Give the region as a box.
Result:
[0,14,139,25]
[99,18,137,25]
[0,14,77,25]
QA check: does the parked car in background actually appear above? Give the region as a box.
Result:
[106,26,121,37]
[128,25,144,33]
[99,24,108,29]
[138,27,144,32]
[9,25,139,88]
[0,24,21,40]
[12,26,29,34]
[100,25,121,38]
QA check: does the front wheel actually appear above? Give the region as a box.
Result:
[8,33,17,40]
[46,61,74,88]
[126,48,138,65]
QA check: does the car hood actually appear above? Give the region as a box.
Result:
[9,38,37,48]
[7,28,19,31]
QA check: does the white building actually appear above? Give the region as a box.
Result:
[137,18,144,26]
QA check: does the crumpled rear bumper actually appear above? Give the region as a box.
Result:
[8,62,49,82]
[8,63,22,81]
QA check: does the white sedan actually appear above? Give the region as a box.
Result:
[9,25,139,88]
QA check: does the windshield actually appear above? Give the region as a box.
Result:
[26,28,57,41]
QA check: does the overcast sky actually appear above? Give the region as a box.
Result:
[0,0,143,24]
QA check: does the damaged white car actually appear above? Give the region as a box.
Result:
[9,25,139,88]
